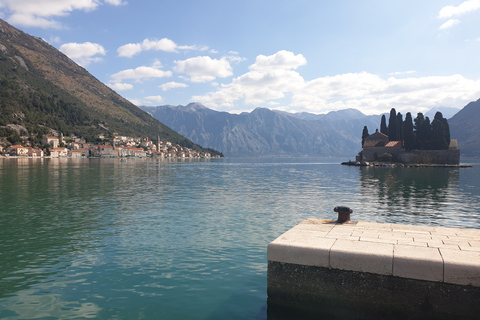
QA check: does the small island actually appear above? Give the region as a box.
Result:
[343,108,469,167]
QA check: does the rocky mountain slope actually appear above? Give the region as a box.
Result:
[449,98,480,158]
[0,19,219,155]
[141,103,381,158]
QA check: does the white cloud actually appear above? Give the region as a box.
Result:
[192,51,305,107]
[439,18,461,30]
[1,0,100,28]
[250,50,306,71]
[105,0,127,5]
[110,65,172,82]
[293,73,480,115]
[438,0,480,18]
[108,82,133,91]
[173,56,233,83]
[160,82,188,91]
[224,54,247,64]
[117,43,142,58]
[192,51,480,115]
[141,38,177,52]
[193,67,305,106]
[144,95,164,103]
[388,70,416,76]
[59,42,106,66]
[117,38,207,58]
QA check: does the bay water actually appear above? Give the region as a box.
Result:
[0,157,479,319]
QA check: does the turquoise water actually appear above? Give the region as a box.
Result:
[0,158,479,319]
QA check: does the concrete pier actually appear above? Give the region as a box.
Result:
[267,218,480,319]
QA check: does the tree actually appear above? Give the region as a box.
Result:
[388,108,397,141]
[403,112,414,151]
[438,111,450,148]
[432,112,450,150]
[414,113,424,150]
[396,112,403,145]
[423,117,433,150]
[377,152,393,162]
[7,134,22,145]
[415,114,432,150]
[380,114,388,136]
[361,126,369,147]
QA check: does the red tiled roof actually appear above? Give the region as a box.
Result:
[365,131,389,142]
[385,141,401,147]
[364,140,401,148]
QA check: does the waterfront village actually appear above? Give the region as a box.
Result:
[0,133,219,159]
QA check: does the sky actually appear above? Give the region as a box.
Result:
[1,0,480,115]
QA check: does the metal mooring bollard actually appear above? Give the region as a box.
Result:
[334,206,353,223]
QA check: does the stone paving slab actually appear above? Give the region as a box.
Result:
[267,218,480,287]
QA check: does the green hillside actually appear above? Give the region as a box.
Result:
[0,19,220,155]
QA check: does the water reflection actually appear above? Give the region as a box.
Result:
[0,289,101,319]
[358,166,476,227]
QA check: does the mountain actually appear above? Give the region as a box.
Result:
[425,106,460,120]
[0,19,219,155]
[140,103,381,158]
[449,98,480,158]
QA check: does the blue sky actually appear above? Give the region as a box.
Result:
[1,0,480,115]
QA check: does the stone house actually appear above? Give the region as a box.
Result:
[7,145,28,156]
[51,147,68,158]
[27,147,44,157]
[359,131,402,162]
[92,145,116,157]
[116,146,145,157]
[43,136,59,148]
[69,148,89,158]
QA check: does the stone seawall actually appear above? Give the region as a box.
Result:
[360,148,460,164]
[267,218,480,319]
[397,149,460,164]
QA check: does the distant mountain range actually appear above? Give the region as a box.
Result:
[141,103,479,159]
[141,103,381,158]
[0,19,220,156]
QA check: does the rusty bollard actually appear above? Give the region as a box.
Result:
[334,206,353,223]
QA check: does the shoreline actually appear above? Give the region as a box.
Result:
[341,160,473,168]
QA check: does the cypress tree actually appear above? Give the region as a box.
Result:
[425,117,433,150]
[361,126,369,147]
[432,112,450,150]
[380,115,388,136]
[439,112,450,148]
[388,108,397,141]
[403,112,414,151]
[396,112,403,144]
[414,113,425,149]
[417,116,433,150]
